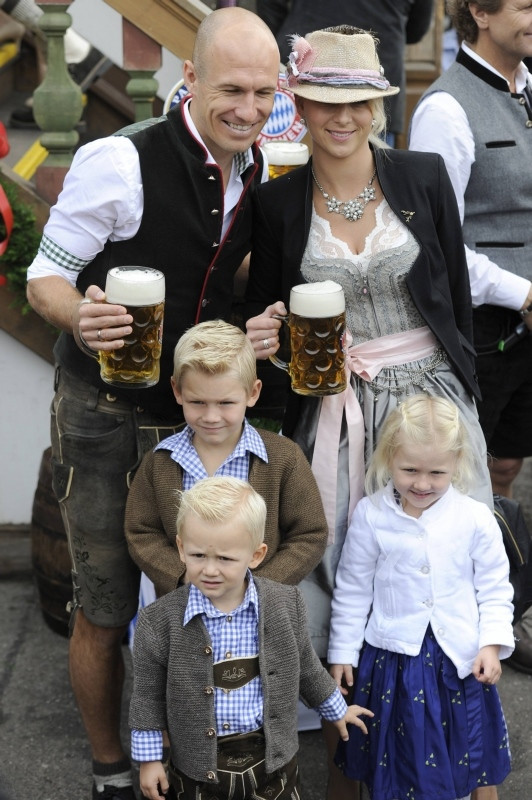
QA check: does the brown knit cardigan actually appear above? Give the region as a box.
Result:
[124,429,328,596]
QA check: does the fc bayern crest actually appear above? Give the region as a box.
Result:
[256,73,307,146]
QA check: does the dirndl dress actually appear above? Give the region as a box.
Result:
[335,627,511,800]
[295,204,492,658]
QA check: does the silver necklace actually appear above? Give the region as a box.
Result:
[311,165,377,222]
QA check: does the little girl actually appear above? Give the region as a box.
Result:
[328,394,515,800]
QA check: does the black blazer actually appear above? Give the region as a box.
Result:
[246,147,479,434]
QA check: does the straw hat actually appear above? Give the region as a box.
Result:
[286,26,399,104]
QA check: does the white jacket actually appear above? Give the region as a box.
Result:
[328,484,515,679]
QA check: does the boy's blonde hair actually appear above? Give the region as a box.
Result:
[176,476,266,550]
[366,394,475,495]
[173,320,258,394]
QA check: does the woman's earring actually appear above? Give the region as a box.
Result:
[299,117,306,125]
[371,119,376,128]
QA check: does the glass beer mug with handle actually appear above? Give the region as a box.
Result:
[270,280,347,396]
[262,141,309,180]
[98,266,165,388]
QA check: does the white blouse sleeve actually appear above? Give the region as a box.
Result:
[410,91,530,311]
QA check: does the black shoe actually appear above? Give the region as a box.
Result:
[68,47,112,92]
[9,104,37,129]
[92,784,136,800]
[505,621,532,675]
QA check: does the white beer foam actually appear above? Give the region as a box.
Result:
[290,280,344,317]
[105,267,165,306]
[263,141,309,166]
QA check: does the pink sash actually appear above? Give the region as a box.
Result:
[311,326,438,543]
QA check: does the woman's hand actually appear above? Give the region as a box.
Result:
[139,761,169,799]
[246,301,286,359]
[472,645,502,684]
[72,284,133,354]
[330,663,354,696]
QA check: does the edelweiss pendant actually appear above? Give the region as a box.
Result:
[326,196,343,214]
[342,199,364,221]
[312,166,378,223]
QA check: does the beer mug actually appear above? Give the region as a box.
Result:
[270,281,346,397]
[99,266,165,388]
[263,141,309,180]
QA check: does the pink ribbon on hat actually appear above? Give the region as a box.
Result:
[311,326,438,543]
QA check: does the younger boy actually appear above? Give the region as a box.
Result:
[125,319,328,595]
[129,477,372,799]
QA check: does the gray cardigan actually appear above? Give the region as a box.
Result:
[129,576,338,783]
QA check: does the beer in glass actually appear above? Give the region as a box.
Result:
[270,280,346,396]
[99,266,165,388]
[263,141,309,180]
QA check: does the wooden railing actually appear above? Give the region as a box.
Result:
[103,0,209,60]
[33,0,209,205]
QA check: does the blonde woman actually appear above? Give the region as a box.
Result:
[245,26,493,799]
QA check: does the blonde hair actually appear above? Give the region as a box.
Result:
[366,394,475,495]
[176,476,266,550]
[173,320,258,395]
[368,97,388,150]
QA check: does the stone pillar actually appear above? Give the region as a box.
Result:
[123,19,161,122]
[34,1,83,205]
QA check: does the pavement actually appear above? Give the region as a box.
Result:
[1,461,532,800]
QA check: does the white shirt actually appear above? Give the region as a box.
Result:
[328,484,515,679]
[27,100,269,285]
[409,43,532,310]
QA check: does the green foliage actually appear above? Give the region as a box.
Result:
[0,175,41,314]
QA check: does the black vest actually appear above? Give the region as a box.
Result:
[54,104,263,418]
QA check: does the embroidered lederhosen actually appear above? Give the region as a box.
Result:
[168,655,300,800]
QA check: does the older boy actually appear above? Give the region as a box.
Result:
[125,320,328,595]
[129,477,372,799]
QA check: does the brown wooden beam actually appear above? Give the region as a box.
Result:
[103,0,210,60]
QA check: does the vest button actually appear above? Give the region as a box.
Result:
[206,727,216,737]
[204,686,214,695]
[105,393,117,402]
[211,208,220,215]
[204,645,213,655]
[519,96,526,105]
[526,120,532,128]
[206,771,216,780]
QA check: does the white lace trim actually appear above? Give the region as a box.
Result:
[308,198,409,271]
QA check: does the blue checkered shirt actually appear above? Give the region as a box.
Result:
[154,419,268,488]
[131,574,347,762]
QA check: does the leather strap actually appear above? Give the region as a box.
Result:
[213,655,260,691]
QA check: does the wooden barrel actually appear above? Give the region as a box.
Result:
[30,447,72,637]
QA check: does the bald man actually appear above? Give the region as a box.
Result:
[26,9,280,800]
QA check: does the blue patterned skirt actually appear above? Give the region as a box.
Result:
[335,628,511,800]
